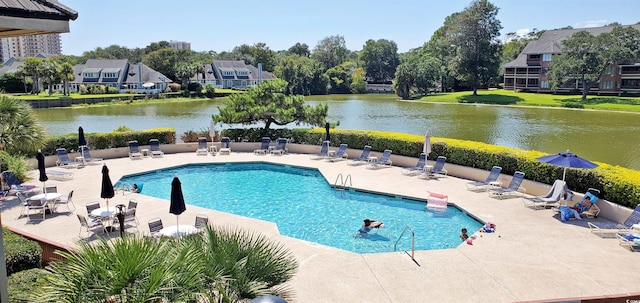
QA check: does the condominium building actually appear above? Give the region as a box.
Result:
[503,24,640,94]
[169,40,191,51]
[0,33,62,63]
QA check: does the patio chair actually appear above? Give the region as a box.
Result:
[327,144,349,162]
[346,145,372,166]
[54,190,75,213]
[578,188,601,218]
[78,146,103,165]
[149,139,164,157]
[466,166,502,191]
[15,192,29,219]
[401,153,427,175]
[310,141,330,160]
[128,141,144,159]
[420,156,448,179]
[616,233,640,251]
[55,148,80,168]
[522,179,567,209]
[196,137,208,155]
[127,199,138,210]
[367,149,393,169]
[77,214,105,236]
[86,201,101,219]
[1,170,37,195]
[114,208,139,231]
[488,171,526,199]
[219,137,231,155]
[270,138,289,155]
[588,205,640,236]
[148,218,164,237]
[195,214,209,230]
[254,137,271,155]
[27,198,47,220]
[44,186,57,193]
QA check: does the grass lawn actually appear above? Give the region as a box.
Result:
[420,89,640,112]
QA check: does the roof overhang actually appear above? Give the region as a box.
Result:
[0,0,78,38]
[0,16,70,37]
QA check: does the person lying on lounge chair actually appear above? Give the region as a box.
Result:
[357,219,384,236]
[559,196,593,222]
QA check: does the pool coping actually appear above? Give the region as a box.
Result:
[4,152,640,302]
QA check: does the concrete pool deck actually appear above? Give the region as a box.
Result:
[2,151,640,302]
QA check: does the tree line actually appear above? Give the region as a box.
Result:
[4,0,639,100]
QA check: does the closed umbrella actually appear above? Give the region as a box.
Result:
[423,130,431,155]
[101,164,115,208]
[325,122,330,142]
[536,150,598,181]
[209,120,216,141]
[78,126,87,166]
[250,295,288,303]
[170,174,186,234]
[36,150,48,193]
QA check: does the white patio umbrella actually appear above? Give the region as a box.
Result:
[423,130,431,155]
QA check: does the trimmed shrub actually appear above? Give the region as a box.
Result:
[8,268,50,302]
[3,228,41,275]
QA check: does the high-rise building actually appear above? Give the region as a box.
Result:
[169,40,191,51]
[0,33,62,63]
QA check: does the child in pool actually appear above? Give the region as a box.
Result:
[357,219,384,236]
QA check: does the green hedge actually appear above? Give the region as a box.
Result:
[217,128,639,208]
[8,268,50,302]
[39,128,176,157]
[3,228,41,275]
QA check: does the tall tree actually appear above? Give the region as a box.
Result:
[311,35,349,71]
[251,42,277,71]
[212,79,328,130]
[359,39,399,83]
[424,13,459,92]
[350,67,367,94]
[17,57,43,94]
[0,95,45,154]
[393,52,440,99]
[287,42,311,57]
[548,26,640,100]
[326,61,356,94]
[39,60,59,95]
[274,54,329,95]
[449,0,502,95]
[143,48,178,81]
[58,62,75,96]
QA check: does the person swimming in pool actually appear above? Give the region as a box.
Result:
[357,219,384,237]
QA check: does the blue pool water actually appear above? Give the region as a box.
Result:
[120,163,483,254]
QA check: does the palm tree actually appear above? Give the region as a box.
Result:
[59,62,75,96]
[0,95,45,154]
[39,59,59,95]
[40,226,298,303]
[18,57,43,94]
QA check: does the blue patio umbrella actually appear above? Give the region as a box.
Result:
[170,174,186,232]
[250,295,287,303]
[536,150,597,181]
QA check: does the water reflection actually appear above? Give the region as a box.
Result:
[32,95,640,170]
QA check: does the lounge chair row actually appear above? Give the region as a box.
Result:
[128,140,164,159]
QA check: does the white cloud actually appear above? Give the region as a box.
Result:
[515,28,531,37]
[575,20,608,28]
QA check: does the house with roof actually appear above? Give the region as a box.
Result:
[503,24,640,94]
[191,60,276,89]
[46,59,171,93]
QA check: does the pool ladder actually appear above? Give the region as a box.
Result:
[113,181,132,195]
[334,173,352,197]
[394,225,418,265]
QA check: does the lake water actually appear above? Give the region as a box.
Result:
[32,94,640,170]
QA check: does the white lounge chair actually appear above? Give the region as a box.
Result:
[149,139,164,157]
[401,153,426,175]
[522,179,567,209]
[128,141,144,159]
[196,137,208,155]
[327,144,348,162]
[219,137,231,155]
[346,146,372,166]
[310,141,330,160]
[466,166,502,191]
[270,138,288,155]
[254,137,271,155]
[366,149,393,169]
[588,205,640,236]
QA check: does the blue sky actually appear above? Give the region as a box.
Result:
[60,0,640,56]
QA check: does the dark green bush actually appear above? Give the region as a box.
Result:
[8,268,50,302]
[3,228,41,275]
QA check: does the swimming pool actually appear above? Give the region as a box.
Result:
[120,163,483,254]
